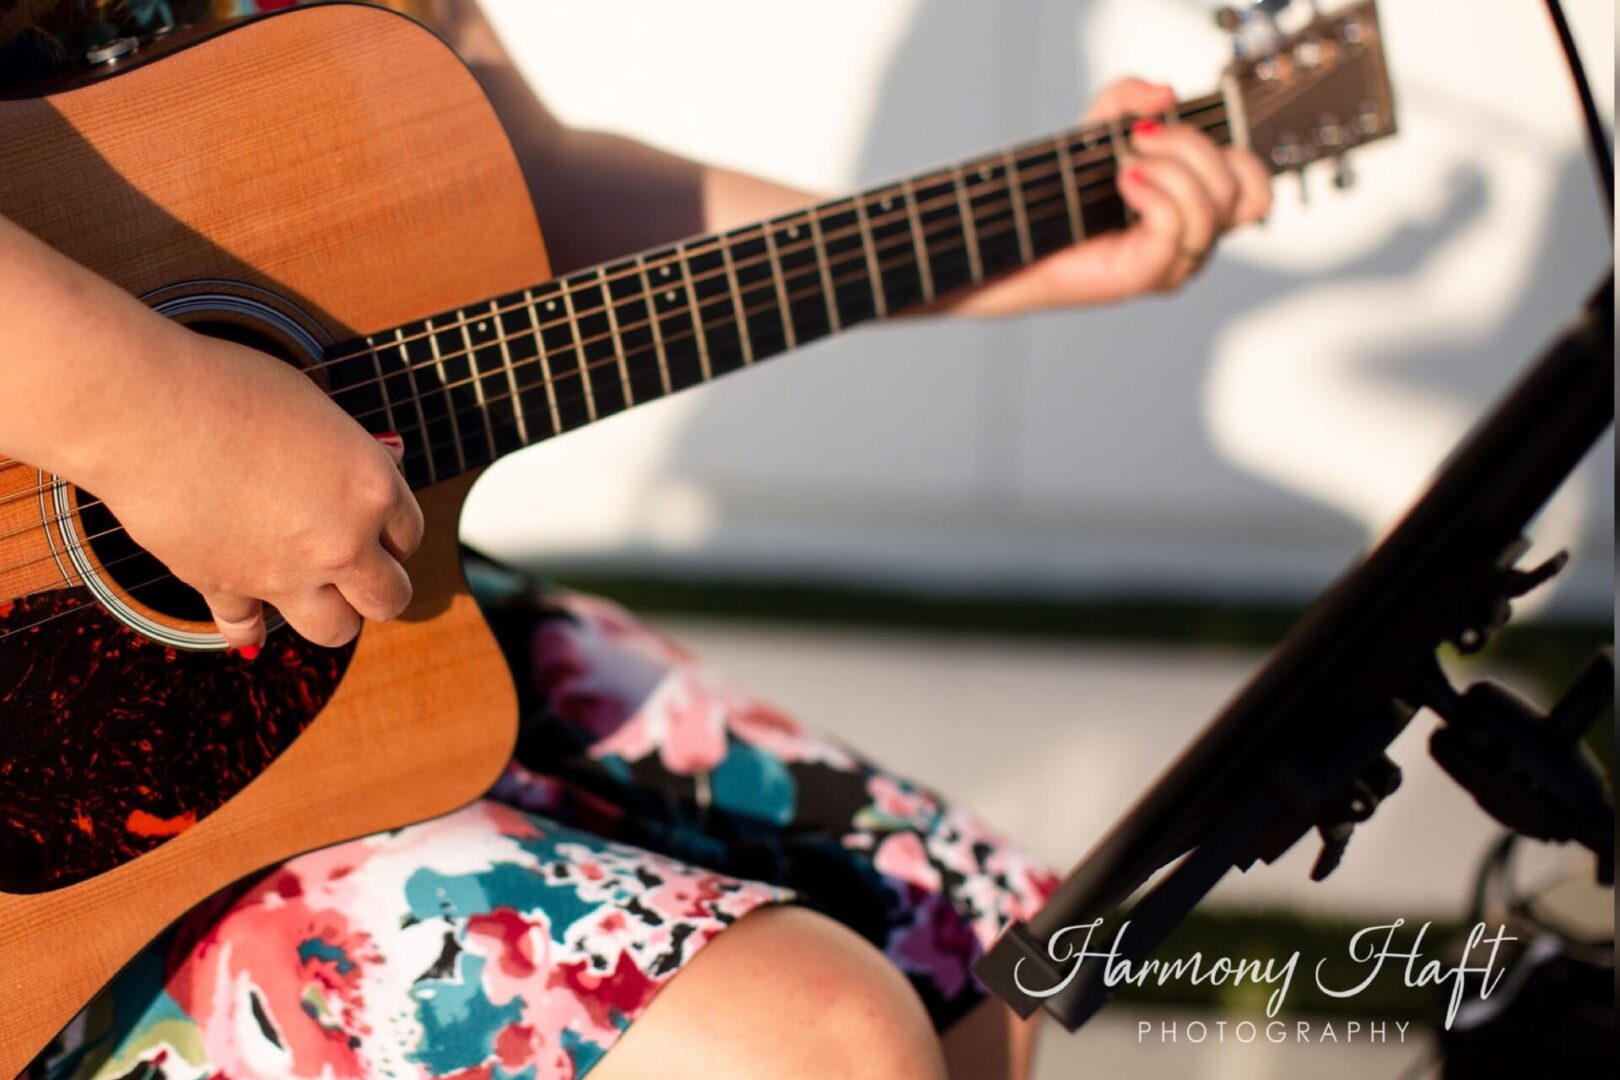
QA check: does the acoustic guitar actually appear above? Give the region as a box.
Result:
[0,1,1395,1068]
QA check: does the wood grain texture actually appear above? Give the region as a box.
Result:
[0,6,551,1072]
[0,464,74,602]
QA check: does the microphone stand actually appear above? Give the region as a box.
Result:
[974,272,1615,1032]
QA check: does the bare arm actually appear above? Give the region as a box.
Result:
[438,0,1271,314]
[1,4,1270,657]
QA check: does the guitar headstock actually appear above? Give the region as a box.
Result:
[1218,1,1397,185]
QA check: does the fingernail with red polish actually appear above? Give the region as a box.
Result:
[1124,166,1147,186]
[375,432,404,450]
[239,643,260,662]
[1133,119,1162,136]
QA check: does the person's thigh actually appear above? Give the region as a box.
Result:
[34,799,792,1079]
[474,572,1056,1061]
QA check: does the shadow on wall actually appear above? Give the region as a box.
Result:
[610,0,1610,600]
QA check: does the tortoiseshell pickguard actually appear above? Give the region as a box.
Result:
[0,587,354,894]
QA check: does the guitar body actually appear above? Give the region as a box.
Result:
[0,6,537,1070]
[0,1,1401,1068]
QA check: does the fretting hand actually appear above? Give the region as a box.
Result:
[947,78,1273,316]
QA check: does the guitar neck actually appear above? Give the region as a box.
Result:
[324,91,1234,489]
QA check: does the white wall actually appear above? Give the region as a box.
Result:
[460,0,1615,617]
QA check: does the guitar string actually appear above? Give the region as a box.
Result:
[0,109,1241,584]
[293,94,1225,374]
[0,178,1117,582]
[0,99,1224,483]
[0,168,1202,640]
[0,130,1177,529]
[0,99,1226,475]
[0,156,1120,531]
[0,120,1242,634]
[0,105,1234,508]
[0,186,1126,619]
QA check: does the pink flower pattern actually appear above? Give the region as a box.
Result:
[34,583,1054,1080]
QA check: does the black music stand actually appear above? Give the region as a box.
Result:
[975,273,1615,1032]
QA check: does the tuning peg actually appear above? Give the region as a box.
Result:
[1331,156,1356,190]
[1216,2,1283,59]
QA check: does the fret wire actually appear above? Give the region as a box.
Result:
[1002,150,1035,264]
[425,316,469,474]
[676,240,714,380]
[1106,113,1134,226]
[527,288,564,436]
[19,166,1159,534]
[597,266,636,405]
[335,110,1231,427]
[950,164,985,284]
[306,99,1230,391]
[558,280,598,422]
[275,148,1224,482]
[396,327,438,484]
[806,208,842,333]
[635,254,675,395]
[491,298,531,446]
[1054,135,1085,242]
[379,191,1142,472]
[437,161,1134,414]
[761,221,798,350]
[458,311,499,462]
[718,233,755,364]
[853,192,888,318]
[385,170,1099,444]
[364,332,402,436]
[400,418,431,485]
[12,191,1075,544]
[899,177,935,304]
[1106,113,1127,158]
[6,183,1121,534]
[409,191,1102,456]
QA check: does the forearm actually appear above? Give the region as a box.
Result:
[444,5,1265,322]
[0,214,201,487]
[452,26,1005,317]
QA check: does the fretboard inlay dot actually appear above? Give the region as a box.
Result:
[327,91,1230,493]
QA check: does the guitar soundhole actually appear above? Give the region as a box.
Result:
[0,289,355,895]
[78,493,211,622]
[73,318,300,627]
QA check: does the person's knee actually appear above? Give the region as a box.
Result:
[765,908,946,1080]
[597,905,947,1080]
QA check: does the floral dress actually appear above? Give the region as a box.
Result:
[31,557,1056,1079]
[13,4,1057,1078]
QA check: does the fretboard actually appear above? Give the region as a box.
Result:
[321,93,1231,488]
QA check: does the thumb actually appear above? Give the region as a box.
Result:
[206,591,266,658]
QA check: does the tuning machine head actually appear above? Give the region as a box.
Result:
[1221,1,1398,191]
[1216,0,1322,59]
